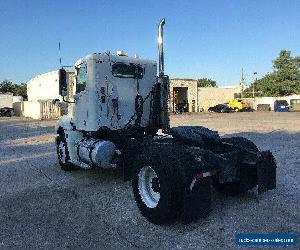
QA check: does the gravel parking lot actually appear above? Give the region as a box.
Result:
[0,113,299,248]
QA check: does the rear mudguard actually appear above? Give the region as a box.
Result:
[178,148,218,223]
[257,151,277,193]
[181,177,212,224]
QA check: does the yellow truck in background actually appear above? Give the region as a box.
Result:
[228,99,248,112]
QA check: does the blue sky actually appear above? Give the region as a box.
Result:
[0,0,299,86]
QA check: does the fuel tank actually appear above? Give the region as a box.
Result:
[77,138,117,168]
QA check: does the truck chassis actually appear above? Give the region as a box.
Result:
[56,125,276,224]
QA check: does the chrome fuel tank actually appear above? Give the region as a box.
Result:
[77,138,116,168]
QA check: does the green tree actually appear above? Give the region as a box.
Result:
[0,80,27,100]
[14,83,27,100]
[0,80,14,93]
[197,78,217,87]
[273,50,300,81]
[243,50,300,97]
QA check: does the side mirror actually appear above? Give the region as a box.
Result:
[59,68,67,96]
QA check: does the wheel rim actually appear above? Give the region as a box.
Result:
[58,140,67,164]
[138,166,160,208]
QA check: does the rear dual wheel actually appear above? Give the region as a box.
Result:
[137,166,161,209]
[132,145,186,225]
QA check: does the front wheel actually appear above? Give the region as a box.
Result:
[56,131,76,171]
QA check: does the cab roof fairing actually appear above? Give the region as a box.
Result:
[74,52,157,69]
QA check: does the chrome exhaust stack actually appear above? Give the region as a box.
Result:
[156,18,169,132]
[158,18,165,77]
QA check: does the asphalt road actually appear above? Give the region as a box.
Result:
[0,113,299,248]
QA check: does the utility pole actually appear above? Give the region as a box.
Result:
[253,72,257,98]
[240,68,245,98]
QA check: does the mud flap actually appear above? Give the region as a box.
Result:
[257,151,277,193]
[181,178,211,224]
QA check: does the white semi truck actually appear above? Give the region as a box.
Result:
[56,19,276,224]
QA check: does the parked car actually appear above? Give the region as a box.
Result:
[228,99,248,112]
[274,100,289,112]
[208,104,232,113]
[0,107,14,117]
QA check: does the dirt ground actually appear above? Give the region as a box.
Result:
[0,113,299,248]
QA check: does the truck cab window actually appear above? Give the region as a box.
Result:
[76,64,87,93]
[112,63,143,79]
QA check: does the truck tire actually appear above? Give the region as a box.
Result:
[132,144,186,225]
[213,137,258,195]
[56,131,76,171]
